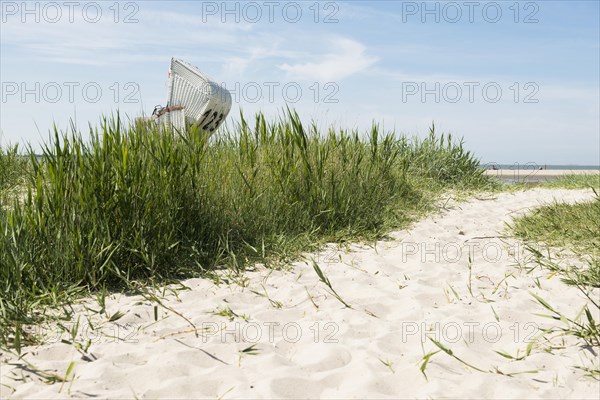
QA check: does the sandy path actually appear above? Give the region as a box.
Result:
[1,188,599,399]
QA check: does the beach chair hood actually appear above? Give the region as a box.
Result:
[154,58,232,134]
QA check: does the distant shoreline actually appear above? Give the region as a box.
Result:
[484,169,600,177]
[484,168,600,183]
[481,164,600,171]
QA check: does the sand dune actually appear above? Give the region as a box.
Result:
[1,188,599,399]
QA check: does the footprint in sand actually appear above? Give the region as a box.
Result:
[289,343,353,372]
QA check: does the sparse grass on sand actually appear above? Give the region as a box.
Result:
[0,110,496,348]
[500,173,600,191]
[543,173,600,190]
[512,193,600,364]
[513,194,600,260]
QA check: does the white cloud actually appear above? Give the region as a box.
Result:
[222,41,301,77]
[278,37,378,82]
[0,7,249,67]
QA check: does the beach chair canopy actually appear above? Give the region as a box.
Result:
[154,58,232,134]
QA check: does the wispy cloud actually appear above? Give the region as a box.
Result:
[221,38,304,78]
[278,37,378,81]
[0,7,249,67]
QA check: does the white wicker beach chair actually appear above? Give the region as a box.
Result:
[153,58,232,134]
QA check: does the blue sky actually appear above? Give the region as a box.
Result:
[1,0,599,165]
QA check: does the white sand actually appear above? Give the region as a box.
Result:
[2,188,599,399]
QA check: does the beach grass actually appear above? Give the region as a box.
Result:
[512,194,600,261]
[541,173,600,190]
[512,194,600,354]
[0,110,494,348]
[498,173,600,191]
[0,144,29,204]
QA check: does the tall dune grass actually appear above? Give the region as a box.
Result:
[0,110,492,347]
[406,124,489,188]
[0,144,28,201]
